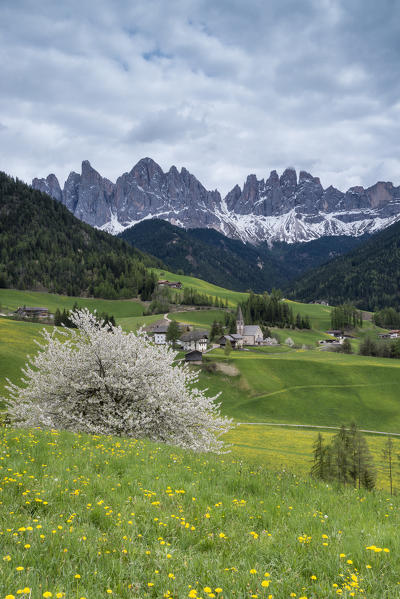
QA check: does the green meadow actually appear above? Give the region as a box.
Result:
[0,318,52,396]
[285,300,333,330]
[0,427,399,599]
[169,309,230,330]
[200,349,400,433]
[0,289,144,318]
[226,424,400,492]
[152,268,247,306]
[118,314,163,332]
[1,284,399,500]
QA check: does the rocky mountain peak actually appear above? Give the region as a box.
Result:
[32,158,400,243]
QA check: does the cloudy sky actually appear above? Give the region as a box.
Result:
[1,0,399,195]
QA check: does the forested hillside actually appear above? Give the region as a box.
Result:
[0,172,161,298]
[287,218,400,310]
[121,219,365,292]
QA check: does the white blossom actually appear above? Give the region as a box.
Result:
[4,309,233,452]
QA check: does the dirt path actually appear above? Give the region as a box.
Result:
[238,422,400,437]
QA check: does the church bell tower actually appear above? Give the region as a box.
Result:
[236,306,244,335]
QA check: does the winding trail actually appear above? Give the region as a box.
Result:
[238,422,400,437]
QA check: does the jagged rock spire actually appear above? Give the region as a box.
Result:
[31,160,400,243]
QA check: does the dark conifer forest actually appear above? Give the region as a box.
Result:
[288,219,400,310]
[0,172,161,299]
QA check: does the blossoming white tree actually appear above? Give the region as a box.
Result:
[4,309,233,452]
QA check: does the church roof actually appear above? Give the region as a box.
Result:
[243,325,262,335]
[237,306,244,321]
[180,329,209,342]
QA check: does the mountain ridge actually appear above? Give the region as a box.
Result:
[32,158,400,244]
[120,218,368,293]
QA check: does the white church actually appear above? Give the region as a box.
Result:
[236,307,264,346]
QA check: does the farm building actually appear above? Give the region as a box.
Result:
[379,330,400,339]
[14,306,49,319]
[158,280,182,289]
[185,350,203,364]
[218,334,244,349]
[179,330,208,353]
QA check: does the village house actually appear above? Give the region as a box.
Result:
[379,330,400,339]
[179,330,208,353]
[14,306,49,319]
[236,307,263,346]
[146,319,190,345]
[145,319,170,344]
[158,280,182,289]
[318,338,343,346]
[325,330,344,338]
[218,333,244,349]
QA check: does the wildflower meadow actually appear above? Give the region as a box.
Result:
[0,427,399,599]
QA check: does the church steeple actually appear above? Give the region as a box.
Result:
[236,306,244,335]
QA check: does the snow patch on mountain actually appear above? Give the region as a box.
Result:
[32,159,400,245]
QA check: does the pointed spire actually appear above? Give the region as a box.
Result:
[236,306,244,335]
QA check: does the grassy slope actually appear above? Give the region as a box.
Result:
[0,289,144,318]
[226,424,400,492]
[154,268,342,327]
[0,427,399,599]
[0,318,51,396]
[200,350,400,432]
[152,268,247,306]
[0,314,165,396]
[169,309,230,329]
[3,315,398,492]
[118,314,163,332]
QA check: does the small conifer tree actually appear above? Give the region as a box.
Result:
[224,338,232,356]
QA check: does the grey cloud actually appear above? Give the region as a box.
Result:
[127,109,207,143]
[0,0,399,197]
